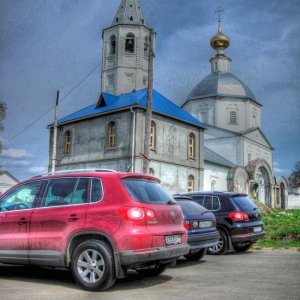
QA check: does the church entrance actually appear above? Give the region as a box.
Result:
[255,166,271,207]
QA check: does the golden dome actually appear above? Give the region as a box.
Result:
[210,23,230,49]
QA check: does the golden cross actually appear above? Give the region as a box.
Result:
[215,7,224,24]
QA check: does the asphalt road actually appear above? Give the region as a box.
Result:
[0,249,299,300]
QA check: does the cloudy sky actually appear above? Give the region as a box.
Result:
[0,0,299,181]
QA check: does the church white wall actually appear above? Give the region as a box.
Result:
[50,107,204,195]
[217,99,248,132]
[183,97,262,134]
[50,110,133,171]
[244,138,272,166]
[205,136,241,165]
[287,188,300,209]
[148,160,201,195]
[182,99,215,126]
[204,162,229,192]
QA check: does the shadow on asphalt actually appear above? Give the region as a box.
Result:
[171,257,206,269]
[0,264,173,291]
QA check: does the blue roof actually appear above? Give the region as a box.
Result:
[57,89,206,129]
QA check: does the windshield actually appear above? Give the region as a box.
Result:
[122,178,174,205]
[230,196,257,211]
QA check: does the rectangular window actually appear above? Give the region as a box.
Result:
[122,178,174,205]
[212,196,220,210]
[0,181,42,211]
[229,111,237,124]
[202,196,213,210]
[43,178,78,207]
[71,178,89,204]
[91,178,103,203]
[192,196,204,206]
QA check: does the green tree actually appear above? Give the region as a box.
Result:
[0,101,6,156]
[288,161,300,188]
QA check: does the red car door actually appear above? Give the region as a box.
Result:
[0,180,42,264]
[29,177,89,266]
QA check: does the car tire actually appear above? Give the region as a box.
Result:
[233,243,252,252]
[184,248,207,261]
[207,229,228,255]
[136,263,168,277]
[71,239,116,291]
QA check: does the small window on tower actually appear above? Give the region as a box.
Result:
[130,16,133,21]
[229,111,237,124]
[110,35,116,55]
[144,37,149,57]
[125,33,135,53]
[116,17,119,23]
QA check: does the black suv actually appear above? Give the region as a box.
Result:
[176,192,265,255]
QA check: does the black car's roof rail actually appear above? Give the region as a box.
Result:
[32,169,117,178]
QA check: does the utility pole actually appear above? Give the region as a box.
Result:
[142,29,155,174]
[51,90,59,173]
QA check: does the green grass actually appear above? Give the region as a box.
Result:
[255,209,300,248]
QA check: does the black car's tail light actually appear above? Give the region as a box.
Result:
[228,211,249,222]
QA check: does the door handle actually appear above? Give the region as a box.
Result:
[68,214,79,222]
[18,218,28,225]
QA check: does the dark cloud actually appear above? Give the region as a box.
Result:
[0,0,299,180]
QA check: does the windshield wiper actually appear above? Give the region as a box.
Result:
[167,200,177,205]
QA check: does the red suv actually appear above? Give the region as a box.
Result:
[0,170,189,291]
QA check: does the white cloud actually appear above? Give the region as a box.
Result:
[2,148,33,159]
[3,159,31,167]
[28,166,47,174]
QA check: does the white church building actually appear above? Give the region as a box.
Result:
[48,0,291,208]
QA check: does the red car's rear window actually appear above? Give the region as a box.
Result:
[121,178,175,205]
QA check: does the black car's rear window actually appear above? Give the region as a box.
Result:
[230,196,257,211]
[176,200,207,214]
[122,178,174,205]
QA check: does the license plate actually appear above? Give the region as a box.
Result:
[199,221,212,228]
[253,226,262,233]
[166,235,182,245]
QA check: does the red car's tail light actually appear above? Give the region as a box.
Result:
[228,211,249,221]
[183,220,190,230]
[118,207,157,224]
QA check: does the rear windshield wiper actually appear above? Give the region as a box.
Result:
[167,200,177,205]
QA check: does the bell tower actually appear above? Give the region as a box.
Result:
[101,0,155,95]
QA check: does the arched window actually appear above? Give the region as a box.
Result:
[64,131,72,155]
[149,168,154,176]
[188,133,195,159]
[188,175,194,192]
[125,33,135,53]
[150,121,156,150]
[144,37,149,57]
[108,121,117,149]
[110,35,116,55]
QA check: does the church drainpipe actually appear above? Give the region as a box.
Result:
[130,107,136,172]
